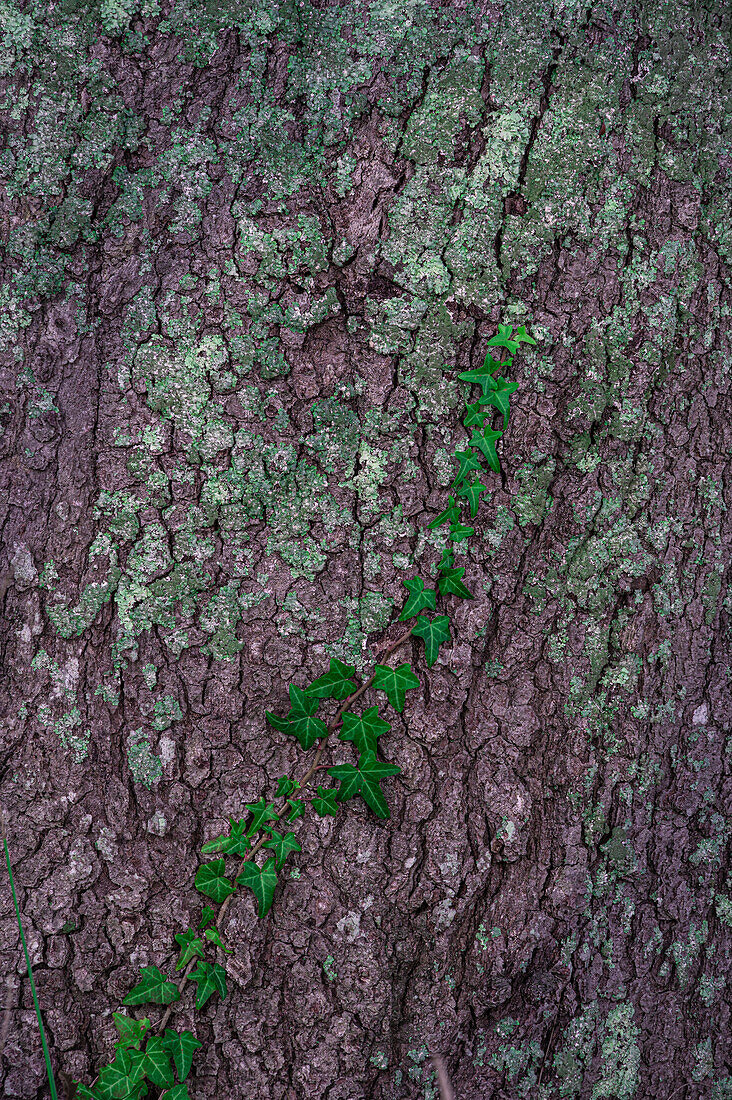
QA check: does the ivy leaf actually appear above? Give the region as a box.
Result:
[203,926,232,954]
[411,614,452,667]
[141,1036,174,1090]
[437,566,474,600]
[480,376,519,429]
[312,786,339,817]
[112,1013,150,1052]
[303,657,359,700]
[173,929,205,971]
[448,520,474,542]
[263,829,302,869]
[95,1048,146,1099]
[201,818,251,858]
[427,497,460,530]
[236,858,278,918]
[194,860,236,904]
[372,662,420,713]
[188,961,228,1010]
[245,797,279,838]
[123,965,180,1007]
[397,576,437,620]
[161,1029,203,1082]
[437,548,455,573]
[462,401,491,428]
[73,1086,103,1099]
[197,906,215,930]
[339,706,391,756]
[265,685,328,750]
[449,449,482,491]
[486,321,521,354]
[457,361,501,398]
[286,797,304,821]
[328,750,402,819]
[275,775,300,798]
[455,478,487,518]
[468,426,503,473]
[161,1086,190,1100]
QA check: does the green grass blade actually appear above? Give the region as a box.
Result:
[2,826,58,1100]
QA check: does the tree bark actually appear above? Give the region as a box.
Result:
[1,3,731,1098]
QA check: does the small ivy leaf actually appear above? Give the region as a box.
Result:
[427,497,460,531]
[286,798,304,821]
[263,829,302,868]
[397,576,437,620]
[236,858,278,918]
[203,926,232,953]
[194,860,236,904]
[328,751,402,819]
[161,1029,202,1082]
[123,965,180,1007]
[462,401,490,428]
[245,797,279,838]
[303,657,359,700]
[160,1085,190,1100]
[486,321,521,354]
[449,449,482,491]
[96,1048,146,1098]
[437,566,474,600]
[141,1036,174,1090]
[201,818,250,857]
[437,548,455,574]
[480,375,519,429]
[455,478,487,518]
[312,786,339,817]
[112,1013,151,1051]
[173,929,205,971]
[275,775,299,797]
[372,662,420,713]
[188,961,228,1010]
[265,687,328,750]
[411,614,452,667]
[197,906,215,930]
[448,520,474,542]
[457,362,500,398]
[339,706,391,756]
[468,426,503,473]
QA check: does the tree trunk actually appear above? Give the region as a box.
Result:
[1,3,731,1098]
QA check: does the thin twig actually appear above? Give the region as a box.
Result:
[431,1052,455,1100]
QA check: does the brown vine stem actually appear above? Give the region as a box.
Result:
[157,622,415,1033]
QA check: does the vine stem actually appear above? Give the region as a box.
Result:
[156,622,415,1033]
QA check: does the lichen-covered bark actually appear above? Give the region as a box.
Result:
[0,1,731,1097]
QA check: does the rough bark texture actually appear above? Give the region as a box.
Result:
[1,2,731,1098]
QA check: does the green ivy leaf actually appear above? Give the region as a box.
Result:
[123,966,180,1007]
[437,566,474,600]
[411,614,452,667]
[160,1085,190,1100]
[486,321,521,354]
[194,860,236,904]
[265,685,328,750]
[455,478,487,518]
[275,775,300,797]
[95,1048,146,1098]
[449,449,482,491]
[285,797,304,821]
[328,750,402,819]
[397,575,437,619]
[236,858,278,918]
[338,706,391,756]
[427,497,460,530]
[303,657,359,700]
[468,425,503,473]
[73,1086,103,1099]
[372,662,420,713]
[201,818,251,857]
[112,1013,150,1052]
[311,786,339,817]
[173,929,205,971]
[141,1036,174,1090]
[263,828,302,869]
[479,375,519,429]
[161,1029,203,1082]
[457,361,501,398]
[437,548,455,573]
[245,797,279,838]
[448,520,474,542]
[197,906,215,930]
[188,961,228,1010]
[203,926,232,953]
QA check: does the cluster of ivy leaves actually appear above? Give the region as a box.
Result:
[73,323,535,1098]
